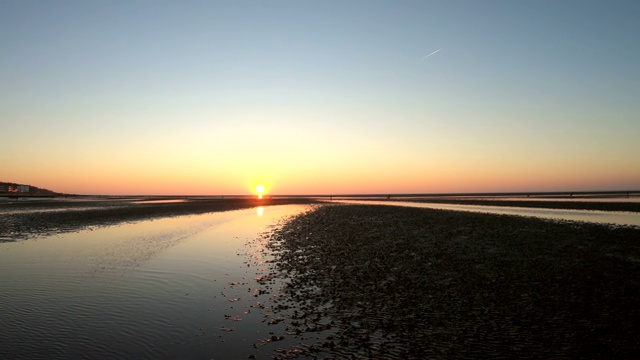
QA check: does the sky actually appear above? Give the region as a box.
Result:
[1,0,639,195]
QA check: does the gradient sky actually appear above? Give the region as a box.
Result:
[1,0,639,195]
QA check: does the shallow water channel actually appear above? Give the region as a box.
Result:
[0,205,309,360]
[338,200,640,228]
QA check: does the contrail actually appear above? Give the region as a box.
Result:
[422,49,441,60]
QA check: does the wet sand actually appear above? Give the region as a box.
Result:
[259,204,640,359]
[3,199,640,358]
[0,197,319,242]
[397,197,640,212]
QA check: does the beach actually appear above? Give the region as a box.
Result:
[259,204,640,359]
[2,199,640,359]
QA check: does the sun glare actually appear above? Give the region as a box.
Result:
[256,184,265,199]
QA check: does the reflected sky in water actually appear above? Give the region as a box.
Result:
[0,205,310,359]
[339,200,640,228]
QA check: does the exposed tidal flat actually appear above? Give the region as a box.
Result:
[259,204,640,359]
[1,199,639,359]
[400,196,640,213]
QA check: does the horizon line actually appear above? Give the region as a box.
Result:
[12,189,639,198]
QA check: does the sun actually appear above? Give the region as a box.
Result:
[256,184,265,199]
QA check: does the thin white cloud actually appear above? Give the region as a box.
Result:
[422,49,441,60]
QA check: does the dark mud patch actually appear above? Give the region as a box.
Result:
[400,198,640,212]
[257,204,640,359]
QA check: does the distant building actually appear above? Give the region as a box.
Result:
[17,185,30,193]
[0,185,6,192]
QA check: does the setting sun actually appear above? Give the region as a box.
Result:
[256,184,265,199]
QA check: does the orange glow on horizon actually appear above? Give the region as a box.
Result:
[9,158,640,196]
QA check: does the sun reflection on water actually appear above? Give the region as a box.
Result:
[257,206,264,217]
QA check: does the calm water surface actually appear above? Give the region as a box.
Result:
[339,200,640,227]
[0,205,309,360]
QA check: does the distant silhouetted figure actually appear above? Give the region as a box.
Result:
[387,194,391,200]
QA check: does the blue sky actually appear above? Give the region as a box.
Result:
[1,0,639,194]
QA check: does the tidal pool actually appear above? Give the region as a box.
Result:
[0,205,309,360]
[338,200,640,227]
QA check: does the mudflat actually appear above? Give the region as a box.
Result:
[399,197,640,212]
[0,197,318,242]
[259,204,640,359]
[3,199,639,358]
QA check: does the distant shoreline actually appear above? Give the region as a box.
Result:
[3,192,640,242]
[2,189,639,200]
[389,197,640,212]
